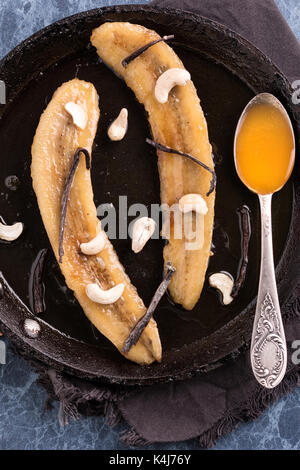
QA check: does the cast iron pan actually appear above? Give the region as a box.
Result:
[0,5,299,385]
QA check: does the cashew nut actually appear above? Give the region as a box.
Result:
[24,318,41,338]
[80,230,106,255]
[107,108,128,141]
[155,68,191,104]
[178,194,208,215]
[65,102,87,130]
[0,220,23,241]
[209,272,234,305]
[132,217,156,253]
[86,283,125,305]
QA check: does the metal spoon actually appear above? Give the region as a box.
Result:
[234,93,295,389]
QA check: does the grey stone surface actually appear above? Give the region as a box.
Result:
[0,0,299,451]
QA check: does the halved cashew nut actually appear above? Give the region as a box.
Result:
[65,102,87,130]
[108,108,128,141]
[86,283,125,305]
[132,217,156,253]
[155,68,191,104]
[178,194,208,215]
[0,220,23,241]
[209,272,234,305]
[80,231,106,255]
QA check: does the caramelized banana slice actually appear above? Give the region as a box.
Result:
[91,23,215,310]
[31,78,161,364]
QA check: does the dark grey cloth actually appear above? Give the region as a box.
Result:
[151,0,300,82]
[37,0,300,446]
[118,320,300,445]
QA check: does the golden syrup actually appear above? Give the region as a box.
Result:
[235,101,295,194]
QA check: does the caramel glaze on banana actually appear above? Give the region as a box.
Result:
[91,23,215,310]
[31,78,161,364]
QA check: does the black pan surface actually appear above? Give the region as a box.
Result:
[0,5,298,384]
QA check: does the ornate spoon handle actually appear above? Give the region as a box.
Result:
[250,194,287,388]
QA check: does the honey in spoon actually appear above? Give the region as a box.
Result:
[234,96,295,194]
[234,93,295,389]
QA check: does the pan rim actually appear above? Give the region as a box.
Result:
[0,4,298,385]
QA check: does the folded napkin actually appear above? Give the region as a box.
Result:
[30,0,300,447]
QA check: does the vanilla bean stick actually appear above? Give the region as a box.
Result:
[32,248,48,314]
[146,138,216,196]
[123,262,176,354]
[122,35,174,68]
[59,148,90,263]
[232,205,251,297]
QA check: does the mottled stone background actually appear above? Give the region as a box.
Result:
[0,0,299,450]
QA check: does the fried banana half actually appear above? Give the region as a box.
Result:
[91,23,215,310]
[31,78,161,364]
